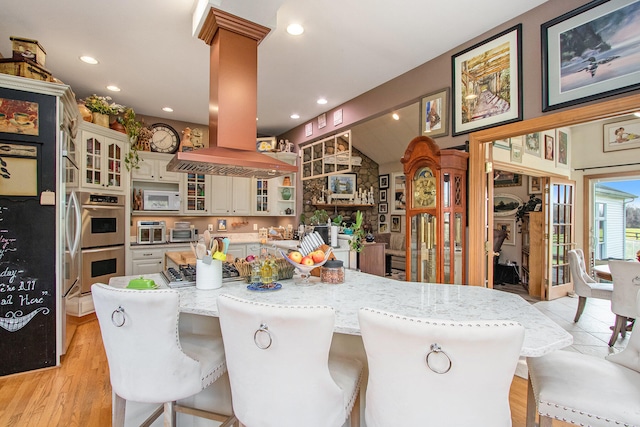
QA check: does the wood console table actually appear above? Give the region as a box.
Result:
[359,242,386,277]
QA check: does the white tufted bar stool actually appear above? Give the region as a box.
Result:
[217,294,363,427]
[568,249,612,322]
[607,259,640,346]
[526,292,640,427]
[358,307,524,427]
[92,283,237,427]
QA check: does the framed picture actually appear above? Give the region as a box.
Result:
[391,172,406,214]
[379,203,388,214]
[390,215,401,232]
[525,132,541,157]
[542,0,640,111]
[379,222,388,233]
[327,173,356,199]
[305,122,313,137]
[452,24,522,136]
[379,189,387,202]
[420,87,449,138]
[544,134,555,161]
[318,113,326,129]
[494,170,521,187]
[494,193,523,217]
[379,174,389,189]
[603,117,640,152]
[217,219,227,232]
[379,214,386,223]
[495,219,515,246]
[556,128,570,169]
[510,138,523,163]
[256,136,276,152]
[493,138,510,150]
[529,176,542,194]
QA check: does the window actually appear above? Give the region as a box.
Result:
[300,131,352,180]
[595,202,606,259]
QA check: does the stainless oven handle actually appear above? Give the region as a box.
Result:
[81,245,125,254]
[82,205,125,211]
[66,191,82,258]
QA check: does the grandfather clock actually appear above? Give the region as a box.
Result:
[401,136,468,284]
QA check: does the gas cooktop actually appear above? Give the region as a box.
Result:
[161,263,243,289]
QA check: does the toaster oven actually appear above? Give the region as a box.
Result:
[169,227,197,243]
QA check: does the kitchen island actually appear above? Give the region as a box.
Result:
[107,271,572,427]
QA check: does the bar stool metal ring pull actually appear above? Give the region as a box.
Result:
[111,306,126,327]
[425,343,452,374]
[254,323,272,350]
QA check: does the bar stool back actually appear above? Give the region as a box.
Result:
[568,249,612,322]
[92,283,235,427]
[217,294,363,427]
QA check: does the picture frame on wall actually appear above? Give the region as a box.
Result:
[510,138,523,163]
[379,174,389,189]
[391,172,406,214]
[529,176,542,194]
[379,203,388,214]
[420,87,449,138]
[379,189,387,202]
[494,193,523,217]
[603,117,640,152]
[390,215,401,232]
[525,132,541,156]
[556,129,570,169]
[327,173,357,199]
[542,0,640,111]
[495,219,515,246]
[544,134,555,161]
[493,138,510,150]
[494,170,521,187]
[379,222,388,233]
[452,24,522,136]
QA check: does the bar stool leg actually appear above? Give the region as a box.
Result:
[112,392,126,427]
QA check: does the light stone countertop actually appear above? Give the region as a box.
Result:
[109,271,573,357]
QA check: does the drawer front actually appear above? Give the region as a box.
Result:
[131,248,165,260]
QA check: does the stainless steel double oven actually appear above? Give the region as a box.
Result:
[79,192,125,294]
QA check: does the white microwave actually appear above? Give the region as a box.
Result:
[143,190,181,211]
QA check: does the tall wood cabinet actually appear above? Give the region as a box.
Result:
[521,211,544,297]
[402,136,468,284]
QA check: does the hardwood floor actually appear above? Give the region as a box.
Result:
[0,319,573,427]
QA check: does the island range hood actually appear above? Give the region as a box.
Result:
[166,8,297,178]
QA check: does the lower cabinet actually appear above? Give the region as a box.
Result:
[131,247,165,275]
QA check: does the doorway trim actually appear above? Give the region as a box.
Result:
[467,93,640,287]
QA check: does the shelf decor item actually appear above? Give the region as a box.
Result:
[80,94,125,128]
[452,24,522,136]
[542,0,640,111]
[281,187,292,200]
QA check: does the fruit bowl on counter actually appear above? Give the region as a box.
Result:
[278,247,333,285]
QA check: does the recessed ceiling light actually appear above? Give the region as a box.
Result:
[80,56,98,65]
[392,113,400,120]
[106,85,120,92]
[291,114,300,119]
[286,24,304,36]
[317,98,327,105]
[162,107,173,113]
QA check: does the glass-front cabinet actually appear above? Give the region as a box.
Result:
[79,122,128,192]
[402,136,468,284]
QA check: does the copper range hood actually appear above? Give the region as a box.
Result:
[166,8,297,178]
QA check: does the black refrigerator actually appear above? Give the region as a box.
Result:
[0,75,77,376]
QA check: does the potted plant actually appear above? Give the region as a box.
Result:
[81,94,125,127]
[348,211,365,252]
[119,108,143,171]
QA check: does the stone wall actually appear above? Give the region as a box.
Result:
[302,146,379,232]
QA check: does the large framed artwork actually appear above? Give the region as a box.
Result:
[420,88,449,138]
[542,0,640,111]
[327,173,356,199]
[452,24,522,136]
[603,117,640,152]
[494,170,521,187]
[494,193,523,217]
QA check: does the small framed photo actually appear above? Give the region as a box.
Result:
[379,214,386,223]
[525,132,541,157]
[390,215,401,232]
[495,219,515,246]
[305,122,313,137]
[452,24,522,136]
[379,203,388,214]
[544,134,555,161]
[379,174,389,189]
[603,117,640,152]
[379,189,387,202]
[556,128,569,169]
[420,87,449,138]
[217,219,227,232]
[510,138,523,163]
[493,138,510,150]
[528,176,542,194]
[318,113,326,129]
[333,109,343,126]
[379,222,388,233]
[327,173,356,199]
[534,203,543,212]
[256,137,276,152]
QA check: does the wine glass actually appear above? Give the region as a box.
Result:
[278,248,333,285]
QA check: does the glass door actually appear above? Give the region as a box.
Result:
[545,177,575,300]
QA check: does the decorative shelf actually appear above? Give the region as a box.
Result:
[313,204,375,209]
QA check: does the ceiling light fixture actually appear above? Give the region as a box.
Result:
[80,56,98,65]
[286,24,304,36]
[317,98,327,105]
[162,107,174,113]
[106,85,120,92]
[392,113,400,120]
[290,114,300,119]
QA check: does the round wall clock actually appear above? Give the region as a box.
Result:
[150,123,180,153]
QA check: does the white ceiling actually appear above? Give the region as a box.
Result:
[0,0,548,141]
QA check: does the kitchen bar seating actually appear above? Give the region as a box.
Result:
[607,259,640,346]
[217,295,363,427]
[568,249,612,322]
[92,284,237,427]
[358,307,524,427]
